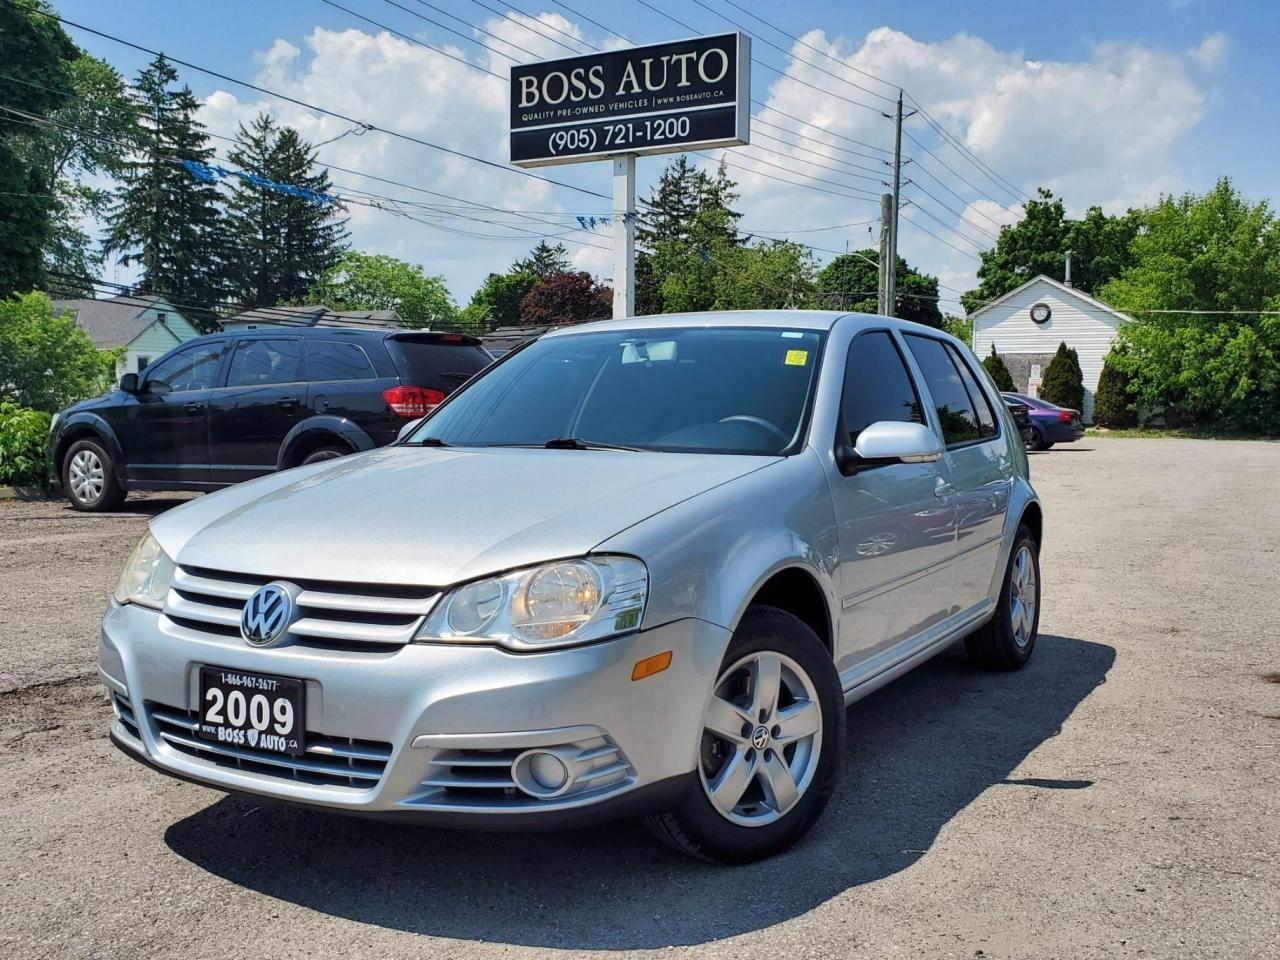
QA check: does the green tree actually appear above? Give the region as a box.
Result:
[962,188,1140,313]
[1102,178,1280,433]
[1092,349,1137,428]
[466,270,535,328]
[982,345,1016,391]
[222,113,348,308]
[814,250,943,327]
[1039,341,1084,412]
[104,55,224,323]
[513,240,570,280]
[519,271,611,326]
[943,314,972,346]
[308,251,456,328]
[0,292,116,411]
[38,54,140,291]
[0,0,77,296]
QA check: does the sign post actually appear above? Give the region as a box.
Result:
[510,33,750,317]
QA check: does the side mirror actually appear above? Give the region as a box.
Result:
[118,373,139,393]
[396,417,424,442]
[838,421,943,475]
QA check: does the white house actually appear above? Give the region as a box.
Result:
[51,294,202,376]
[970,275,1135,423]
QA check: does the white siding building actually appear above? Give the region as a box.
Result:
[970,275,1134,423]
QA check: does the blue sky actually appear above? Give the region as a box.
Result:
[50,0,1280,308]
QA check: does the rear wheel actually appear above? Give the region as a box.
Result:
[63,439,125,512]
[1030,427,1052,451]
[643,607,844,863]
[965,525,1040,670]
[300,445,349,465]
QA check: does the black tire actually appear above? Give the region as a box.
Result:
[62,438,126,512]
[965,524,1040,670]
[642,606,845,863]
[300,445,349,465]
[1030,427,1052,451]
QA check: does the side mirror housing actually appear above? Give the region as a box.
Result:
[838,421,943,475]
[118,373,139,393]
[396,417,424,442]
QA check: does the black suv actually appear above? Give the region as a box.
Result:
[49,327,492,510]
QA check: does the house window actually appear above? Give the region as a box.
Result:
[136,356,151,372]
[156,311,167,324]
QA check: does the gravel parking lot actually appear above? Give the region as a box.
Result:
[2,438,1278,959]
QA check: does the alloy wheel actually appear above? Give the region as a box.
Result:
[69,449,105,504]
[699,651,823,827]
[1009,544,1038,647]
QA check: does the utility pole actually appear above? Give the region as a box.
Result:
[877,193,893,315]
[887,89,904,317]
[612,154,636,319]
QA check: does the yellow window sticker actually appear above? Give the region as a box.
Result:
[784,349,809,366]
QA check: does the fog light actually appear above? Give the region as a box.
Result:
[512,748,573,798]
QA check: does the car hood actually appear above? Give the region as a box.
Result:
[151,445,777,587]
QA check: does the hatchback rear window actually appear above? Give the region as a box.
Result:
[392,338,491,389]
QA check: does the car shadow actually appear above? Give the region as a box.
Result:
[164,633,1113,949]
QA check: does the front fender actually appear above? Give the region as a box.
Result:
[276,416,376,470]
[50,411,127,487]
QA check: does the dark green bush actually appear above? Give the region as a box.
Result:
[1040,341,1084,412]
[981,344,1016,391]
[0,400,52,488]
[1092,350,1138,427]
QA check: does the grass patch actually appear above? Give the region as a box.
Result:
[1086,427,1277,441]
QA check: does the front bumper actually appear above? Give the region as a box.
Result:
[100,600,730,826]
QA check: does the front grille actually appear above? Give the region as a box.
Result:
[147,701,392,789]
[407,735,633,809]
[164,565,439,649]
[112,692,140,740]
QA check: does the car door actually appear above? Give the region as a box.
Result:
[206,337,306,484]
[902,334,1013,615]
[831,329,958,676]
[112,339,229,486]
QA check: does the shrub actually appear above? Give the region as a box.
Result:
[981,344,1016,391]
[0,400,52,488]
[1092,350,1138,428]
[0,291,117,411]
[1039,341,1084,412]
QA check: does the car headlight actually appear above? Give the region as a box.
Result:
[113,531,176,610]
[416,556,647,651]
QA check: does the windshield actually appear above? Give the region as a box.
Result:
[407,326,825,455]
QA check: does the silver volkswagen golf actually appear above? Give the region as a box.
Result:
[102,311,1041,862]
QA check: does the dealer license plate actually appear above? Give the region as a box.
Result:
[197,666,306,756]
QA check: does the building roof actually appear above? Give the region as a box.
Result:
[50,294,178,349]
[968,274,1134,325]
[224,304,405,329]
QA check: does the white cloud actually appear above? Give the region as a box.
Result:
[1188,32,1229,71]
[188,16,1207,310]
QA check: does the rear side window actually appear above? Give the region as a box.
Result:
[305,340,377,382]
[839,331,924,445]
[946,344,999,438]
[393,339,491,390]
[904,335,981,445]
[226,338,303,387]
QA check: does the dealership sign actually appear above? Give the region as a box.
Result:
[510,33,750,168]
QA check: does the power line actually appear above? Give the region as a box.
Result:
[898,206,982,261]
[549,0,632,44]
[903,91,1031,203]
[903,181,1001,244]
[483,0,598,53]
[320,0,508,73]
[392,0,542,60]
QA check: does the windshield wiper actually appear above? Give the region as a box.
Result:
[414,436,451,447]
[543,437,643,451]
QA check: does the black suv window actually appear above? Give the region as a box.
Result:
[391,337,491,391]
[226,338,303,387]
[904,334,981,445]
[840,331,924,445]
[946,343,999,438]
[305,340,377,382]
[143,341,227,394]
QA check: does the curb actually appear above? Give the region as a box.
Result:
[0,486,54,501]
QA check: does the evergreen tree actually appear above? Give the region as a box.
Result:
[982,345,1016,391]
[1092,349,1137,428]
[223,113,347,308]
[104,55,223,324]
[513,240,569,280]
[1039,341,1084,412]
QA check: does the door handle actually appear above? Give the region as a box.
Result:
[276,397,299,408]
[183,401,204,414]
[934,478,953,498]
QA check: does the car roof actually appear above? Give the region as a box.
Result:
[542,310,960,340]
[195,327,484,345]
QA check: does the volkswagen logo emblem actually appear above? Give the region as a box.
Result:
[751,725,771,750]
[240,582,295,647]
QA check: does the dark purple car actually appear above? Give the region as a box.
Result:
[1002,393,1085,451]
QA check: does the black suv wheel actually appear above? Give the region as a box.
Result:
[63,438,126,512]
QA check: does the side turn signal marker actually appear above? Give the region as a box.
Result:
[631,650,673,681]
